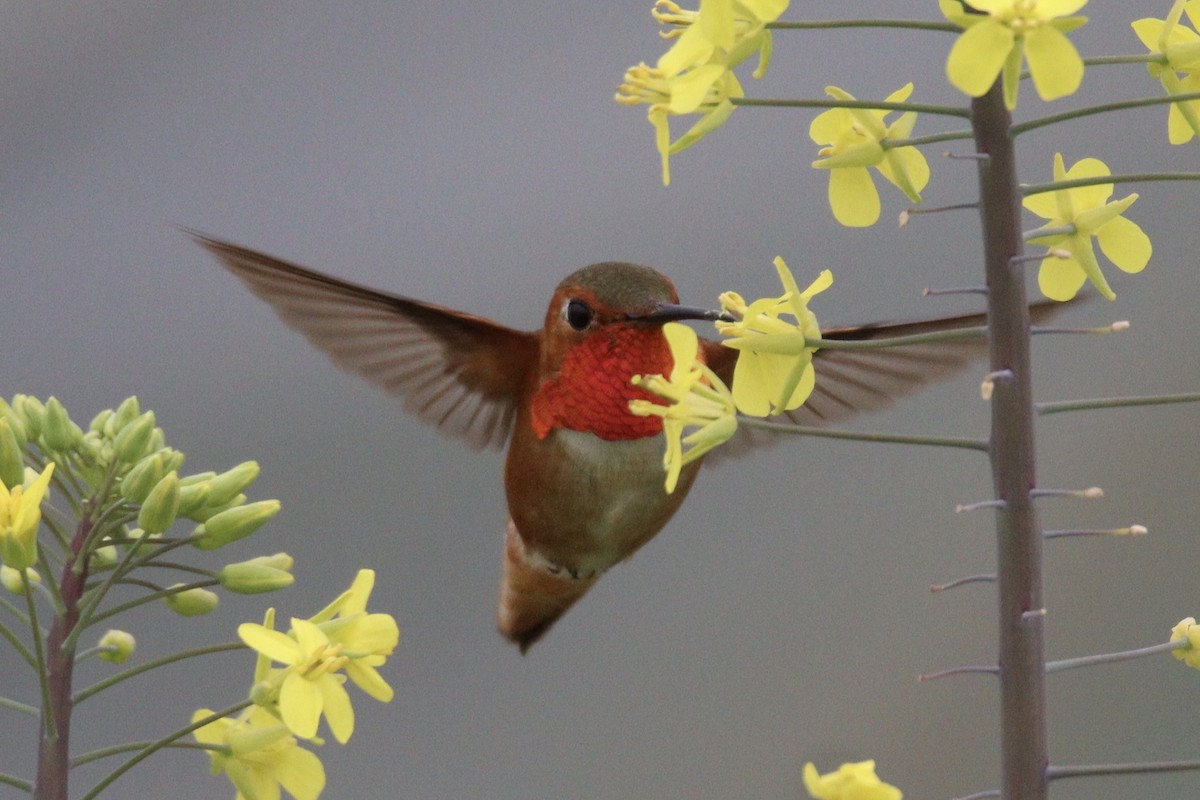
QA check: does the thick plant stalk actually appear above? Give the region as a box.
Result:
[972,84,1048,800]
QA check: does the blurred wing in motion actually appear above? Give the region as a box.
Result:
[192,233,538,450]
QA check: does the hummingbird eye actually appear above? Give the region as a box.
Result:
[563,298,594,331]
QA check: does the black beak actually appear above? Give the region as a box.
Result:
[631,303,736,324]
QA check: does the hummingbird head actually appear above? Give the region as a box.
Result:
[531,262,728,441]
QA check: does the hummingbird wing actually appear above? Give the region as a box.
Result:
[702,302,1065,455]
[191,233,538,450]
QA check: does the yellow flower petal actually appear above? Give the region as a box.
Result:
[279,671,323,739]
[1037,253,1089,302]
[318,675,355,744]
[828,166,880,227]
[946,20,1014,97]
[239,623,301,665]
[276,747,326,800]
[1095,216,1152,274]
[1025,25,1084,100]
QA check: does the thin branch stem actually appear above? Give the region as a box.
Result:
[732,97,972,118]
[72,740,219,768]
[1047,759,1200,780]
[1045,640,1184,674]
[0,772,33,793]
[1022,172,1200,197]
[1011,91,1200,136]
[73,642,245,705]
[0,695,41,716]
[767,19,959,33]
[808,327,985,351]
[740,419,989,452]
[1036,393,1200,415]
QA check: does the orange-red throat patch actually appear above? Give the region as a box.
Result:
[530,326,679,441]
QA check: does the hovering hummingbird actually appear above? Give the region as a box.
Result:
[194,234,1009,651]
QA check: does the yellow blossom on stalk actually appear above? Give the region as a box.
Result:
[1170,616,1200,669]
[809,84,929,227]
[193,704,325,800]
[240,570,399,743]
[1132,1,1200,144]
[715,258,831,416]
[1023,153,1151,301]
[942,0,1088,110]
[653,0,790,79]
[803,760,902,800]
[0,462,55,571]
[616,58,743,186]
[629,323,738,493]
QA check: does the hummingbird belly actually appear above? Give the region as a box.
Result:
[504,427,700,578]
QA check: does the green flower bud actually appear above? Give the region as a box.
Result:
[137,471,181,534]
[146,427,166,454]
[112,411,156,464]
[41,397,83,452]
[111,396,141,435]
[220,553,295,594]
[192,500,281,550]
[206,461,261,507]
[0,418,25,490]
[249,680,276,707]
[163,584,219,616]
[91,544,119,566]
[0,399,28,447]
[120,454,164,504]
[176,481,212,517]
[12,395,45,440]
[88,408,114,434]
[0,564,41,594]
[189,493,247,523]
[159,448,186,474]
[98,629,136,664]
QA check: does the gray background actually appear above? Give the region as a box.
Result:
[4,2,1199,798]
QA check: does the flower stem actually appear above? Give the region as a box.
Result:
[808,327,985,351]
[1022,172,1200,196]
[768,19,958,33]
[0,695,40,716]
[1011,91,1200,137]
[972,81,1049,800]
[740,418,989,452]
[1045,640,1183,674]
[72,740,218,768]
[1047,759,1200,780]
[73,641,245,705]
[1036,392,1200,415]
[732,97,972,119]
[0,772,33,793]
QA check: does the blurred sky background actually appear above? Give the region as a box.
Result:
[4,2,1200,799]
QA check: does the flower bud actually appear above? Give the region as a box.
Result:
[41,396,83,452]
[0,418,25,490]
[192,500,281,550]
[112,411,156,464]
[88,408,114,434]
[98,629,136,664]
[206,461,261,507]
[220,553,296,594]
[91,543,119,566]
[189,493,247,523]
[0,564,41,594]
[159,448,186,474]
[137,471,181,534]
[163,584,219,616]
[111,396,141,435]
[12,395,45,440]
[176,481,212,518]
[120,454,164,504]
[0,399,28,447]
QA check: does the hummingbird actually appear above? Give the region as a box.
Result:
[193,234,1015,651]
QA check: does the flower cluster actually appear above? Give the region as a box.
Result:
[616,0,790,185]
[195,570,399,799]
[1133,0,1200,144]
[809,83,930,227]
[631,257,831,491]
[942,0,1088,109]
[1023,154,1151,301]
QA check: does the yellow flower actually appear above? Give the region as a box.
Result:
[0,462,54,571]
[240,570,399,743]
[629,322,738,493]
[616,59,742,186]
[1132,1,1200,144]
[193,705,325,800]
[809,84,929,227]
[803,760,902,800]
[1023,154,1151,301]
[715,258,831,416]
[943,0,1088,109]
[653,0,790,79]
[1170,616,1200,669]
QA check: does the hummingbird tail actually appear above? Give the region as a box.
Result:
[497,519,599,653]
